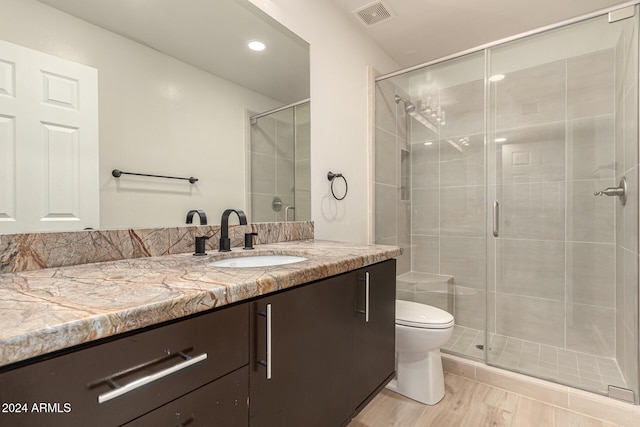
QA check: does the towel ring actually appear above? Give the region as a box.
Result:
[327,171,348,201]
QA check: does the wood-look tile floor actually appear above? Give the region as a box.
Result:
[349,373,620,427]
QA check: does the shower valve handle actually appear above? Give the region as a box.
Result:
[594,188,624,197]
[594,177,627,206]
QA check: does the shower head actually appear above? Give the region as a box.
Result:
[394,95,416,113]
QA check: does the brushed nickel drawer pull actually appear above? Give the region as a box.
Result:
[355,274,370,322]
[365,272,370,323]
[256,304,272,380]
[265,303,272,380]
[97,353,207,403]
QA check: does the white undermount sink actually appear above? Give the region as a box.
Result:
[207,255,307,268]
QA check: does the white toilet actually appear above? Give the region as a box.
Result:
[386,300,455,405]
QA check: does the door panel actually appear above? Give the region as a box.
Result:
[487,11,638,397]
[250,276,355,427]
[353,260,396,412]
[0,39,99,233]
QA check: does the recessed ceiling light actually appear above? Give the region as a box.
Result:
[495,137,507,143]
[489,74,505,82]
[248,40,266,51]
[424,142,433,146]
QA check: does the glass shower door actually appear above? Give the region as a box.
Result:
[487,10,638,399]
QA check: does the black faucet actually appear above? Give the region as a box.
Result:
[186,209,207,225]
[219,209,248,252]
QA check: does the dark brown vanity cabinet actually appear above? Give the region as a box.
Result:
[249,259,396,426]
[0,303,249,427]
[0,259,395,427]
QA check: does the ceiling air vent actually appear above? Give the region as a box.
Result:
[352,1,395,26]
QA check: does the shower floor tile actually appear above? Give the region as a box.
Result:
[445,326,484,358]
[442,325,627,394]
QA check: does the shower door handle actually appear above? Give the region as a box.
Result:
[493,201,499,238]
[285,205,295,222]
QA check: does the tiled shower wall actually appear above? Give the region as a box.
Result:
[374,80,411,275]
[410,77,486,331]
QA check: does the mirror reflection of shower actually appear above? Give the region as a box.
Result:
[247,100,310,223]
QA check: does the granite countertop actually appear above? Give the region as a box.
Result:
[0,240,401,368]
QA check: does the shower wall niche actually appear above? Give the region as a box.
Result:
[374,9,639,401]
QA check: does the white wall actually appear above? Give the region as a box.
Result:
[249,0,399,243]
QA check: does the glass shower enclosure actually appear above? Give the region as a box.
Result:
[375,6,639,401]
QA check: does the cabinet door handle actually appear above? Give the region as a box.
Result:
[257,303,272,380]
[365,271,370,323]
[265,303,272,379]
[97,353,207,403]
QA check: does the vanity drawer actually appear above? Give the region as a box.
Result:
[123,366,248,427]
[0,303,248,427]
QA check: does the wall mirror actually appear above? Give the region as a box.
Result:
[0,0,310,233]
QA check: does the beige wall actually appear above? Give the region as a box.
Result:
[0,0,282,229]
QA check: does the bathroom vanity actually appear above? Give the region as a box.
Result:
[0,240,399,426]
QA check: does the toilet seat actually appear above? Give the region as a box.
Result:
[396,300,454,329]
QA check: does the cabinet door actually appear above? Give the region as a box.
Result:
[249,275,355,427]
[353,259,396,412]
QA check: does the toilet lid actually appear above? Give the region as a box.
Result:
[396,300,454,329]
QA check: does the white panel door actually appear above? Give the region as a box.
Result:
[0,52,17,227]
[0,40,99,233]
